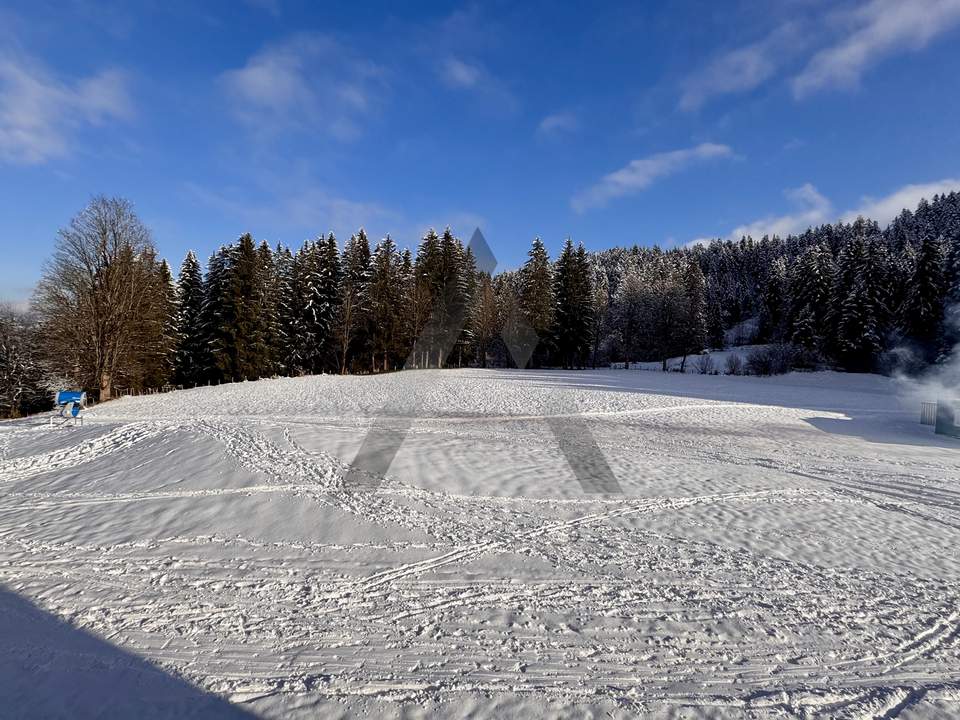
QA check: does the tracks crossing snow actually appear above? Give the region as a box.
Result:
[2,371,959,717]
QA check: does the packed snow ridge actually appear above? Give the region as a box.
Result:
[1,368,959,719]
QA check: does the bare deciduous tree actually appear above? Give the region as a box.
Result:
[33,196,165,401]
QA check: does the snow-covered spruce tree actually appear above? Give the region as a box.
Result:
[337,230,371,373]
[913,198,938,247]
[253,241,281,378]
[697,241,744,345]
[201,245,233,382]
[160,259,179,377]
[367,235,402,372]
[757,257,788,343]
[174,251,207,386]
[318,233,343,373]
[470,272,499,368]
[493,270,525,368]
[274,244,304,375]
[831,229,889,371]
[899,232,946,365]
[573,243,595,368]
[410,229,442,367]
[589,265,610,368]
[939,192,960,244]
[455,245,479,368]
[552,238,576,368]
[395,247,416,363]
[788,243,833,354]
[553,239,593,369]
[940,228,960,362]
[678,258,707,371]
[204,234,271,382]
[886,208,917,255]
[233,233,271,380]
[648,252,687,371]
[0,306,51,418]
[432,227,468,369]
[610,255,645,363]
[946,228,960,305]
[519,237,554,367]
[296,239,324,374]
[138,255,178,389]
[704,278,727,350]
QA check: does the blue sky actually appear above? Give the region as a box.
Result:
[2,0,960,304]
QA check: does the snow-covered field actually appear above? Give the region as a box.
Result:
[624,344,768,372]
[1,369,959,718]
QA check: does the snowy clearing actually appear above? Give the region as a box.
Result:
[621,344,769,372]
[1,369,959,719]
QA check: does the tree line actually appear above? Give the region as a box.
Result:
[172,229,611,385]
[1,190,959,417]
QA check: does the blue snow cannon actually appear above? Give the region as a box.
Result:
[52,390,86,425]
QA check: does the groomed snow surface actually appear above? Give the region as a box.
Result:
[1,369,959,719]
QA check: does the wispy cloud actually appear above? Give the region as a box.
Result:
[440,57,483,89]
[184,181,397,239]
[0,54,133,164]
[681,0,960,109]
[793,0,960,97]
[398,6,517,114]
[689,183,831,245]
[680,23,803,111]
[437,55,518,113]
[221,33,385,141]
[730,183,833,240]
[841,178,960,226]
[571,143,734,213]
[537,111,579,138]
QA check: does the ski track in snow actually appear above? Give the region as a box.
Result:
[1,369,959,718]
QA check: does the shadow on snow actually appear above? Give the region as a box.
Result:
[0,584,254,720]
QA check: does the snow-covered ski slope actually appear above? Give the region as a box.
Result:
[2,369,959,719]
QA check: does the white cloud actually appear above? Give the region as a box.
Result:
[681,1,960,108]
[729,183,833,240]
[841,178,960,226]
[436,55,518,113]
[793,0,960,97]
[680,45,775,111]
[571,143,734,213]
[692,178,960,246]
[0,56,132,164]
[440,57,483,89]
[221,34,384,141]
[679,23,802,111]
[537,112,578,137]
